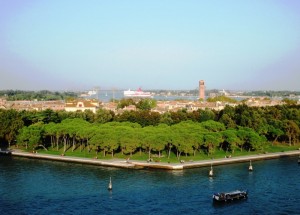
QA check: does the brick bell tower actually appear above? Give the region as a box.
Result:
[199,80,205,100]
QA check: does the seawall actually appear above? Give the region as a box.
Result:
[10,150,300,170]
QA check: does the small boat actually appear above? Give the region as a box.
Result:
[209,163,213,177]
[213,190,248,202]
[249,160,253,171]
[108,177,112,190]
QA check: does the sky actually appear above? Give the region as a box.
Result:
[1,0,300,91]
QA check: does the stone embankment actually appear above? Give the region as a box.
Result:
[10,150,300,170]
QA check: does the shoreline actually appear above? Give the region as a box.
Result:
[9,149,300,170]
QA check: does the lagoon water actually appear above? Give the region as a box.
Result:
[1,156,300,215]
[88,90,200,102]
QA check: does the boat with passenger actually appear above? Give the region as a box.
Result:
[212,190,248,202]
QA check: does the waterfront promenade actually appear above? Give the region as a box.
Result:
[10,149,300,170]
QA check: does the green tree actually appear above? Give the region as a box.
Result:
[267,124,284,145]
[237,128,250,152]
[135,110,160,127]
[89,133,103,156]
[198,109,216,122]
[106,135,119,158]
[44,122,57,149]
[248,132,265,151]
[200,120,226,132]
[284,120,300,146]
[83,109,95,123]
[94,109,114,123]
[17,123,44,150]
[203,132,222,156]
[170,109,188,124]
[219,113,236,128]
[0,109,24,148]
[40,109,61,124]
[192,133,204,156]
[221,130,240,153]
[118,127,138,156]
[159,112,174,125]
[142,135,156,160]
[206,95,237,103]
[282,98,297,106]
[172,133,186,160]
[117,98,135,109]
[136,99,157,110]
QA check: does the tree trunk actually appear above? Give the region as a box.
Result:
[178,151,181,160]
[86,139,90,153]
[51,136,54,148]
[272,135,280,146]
[38,144,48,151]
[63,137,67,153]
[56,137,59,151]
[148,149,151,160]
[72,137,76,152]
[168,148,171,159]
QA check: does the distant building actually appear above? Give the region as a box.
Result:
[65,100,100,113]
[199,80,205,100]
[0,99,65,111]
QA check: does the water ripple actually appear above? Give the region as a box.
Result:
[1,156,300,214]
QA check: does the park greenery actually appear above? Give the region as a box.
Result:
[0,102,299,162]
[206,96,237,103]
[0,90,77,101]
[117,98,157,110]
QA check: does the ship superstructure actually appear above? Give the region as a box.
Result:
[124,88,153,98]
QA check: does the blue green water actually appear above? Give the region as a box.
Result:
[1,156,299,215]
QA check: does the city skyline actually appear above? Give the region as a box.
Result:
[1,0,300,91]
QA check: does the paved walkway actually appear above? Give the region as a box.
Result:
[10,150,300,170]
[11,150,136,168]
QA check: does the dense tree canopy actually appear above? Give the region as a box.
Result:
[0,103,299,159]
[0,90,77,101]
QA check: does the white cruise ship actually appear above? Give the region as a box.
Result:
[123,88,153,98]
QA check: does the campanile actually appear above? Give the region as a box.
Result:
[199,80,205,100]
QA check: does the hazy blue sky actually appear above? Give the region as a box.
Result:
[1,0,300,91]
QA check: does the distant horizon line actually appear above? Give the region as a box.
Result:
[0,88,300,93]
